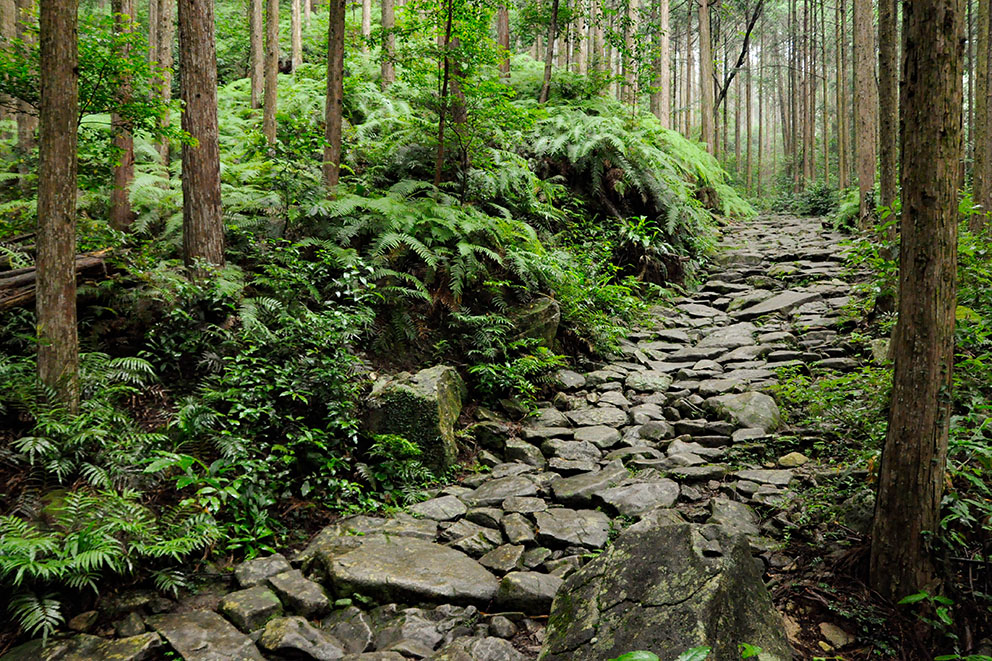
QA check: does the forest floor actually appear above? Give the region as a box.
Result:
[3,214,930,660]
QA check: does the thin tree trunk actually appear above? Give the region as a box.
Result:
[292,0,303,71]
[0,0,15,133]
[651,0,671,126]
[539,0,560,103]
[156,0,173,168]
[361,0,371,50]
[305,0,311,28]
[178,0,224,270]
[263,0,279,145]
[148,0,158,66]
[324,0,346,188]
[878,0,899,220]
[382,0,396,86]
[14,0,35,192]
[756,29,763,193]
[820,0,827,183]
[853,0,879,226]
[497,4,510,77]
[685,6,693,135]
[973,0,991,226]
[745,48,752,190]
[250,0,264,108]
[870,0,963,602]
[37,0,80,411]
[698,0,715,153]
[110,0,136,231]
[837,0,848,188]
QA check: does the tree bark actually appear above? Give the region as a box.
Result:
[110,0,136,231]
[497,4,510,78]
[361,0,371,51]
[263,0,279,144]
[292,0,303,70]
[869,0,962,602]
[37,0,80,411]
[156,0,173,168]
[745,48,752,190]
[382,0,396,87]
[539,0,560,103]
[973,0,991,226]
[13,0,35,191]
[178,0,225,271]
[148,0,158,66]
[698,0,715,153]
[0,0,14,132]
[250,0,264,108]
[837,0,848,188]
[853,0,878,226]
[324,0,345,189]
[878,0,899,220]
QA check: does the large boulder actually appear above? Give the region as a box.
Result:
[540,511,791,661]
[366,365,466,472]
[513,296,561,348]
[706,391,783,432]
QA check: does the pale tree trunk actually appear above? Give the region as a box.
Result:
[650,0,670,127]
[0,0,14,132]
[178,0,224,270]
[292,0,303,70]
[756,30,763,193]
[324,0,345,189]
[878,0,898,222]
[250,0,264,108]
[37,0,80,411]
[497,4,510,77]
[621,0,635,104]
[263,0,279,145]
[148,0,158,65]
[853,0,878,226]
[837,0,848,188]
[870,0,962,602]
[382,0,396,87]
[685,6,692,135]
[305,0,311,28]
[110,0,136,231]
[973,0,991,227]
[156,0,173,168]
[745,51,751,190]
[698,0,715,153]
[14,0,35,192]
[361,0,371,51]
[539,0,560,103]
[819,0,827,182]
[590,0,603,73]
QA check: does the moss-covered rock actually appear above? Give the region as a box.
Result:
[365,365,466,473]
[512,296,561,348]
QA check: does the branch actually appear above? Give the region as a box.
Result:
[714,0,765,112]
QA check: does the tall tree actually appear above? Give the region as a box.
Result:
[292,0,303,70]
[836,0,848,188]
[14,0,34,191]
[870,0,963,601]
[973,0,991,228]
[538,0,560,103]
[361,0,371,50]
[698,0,715,153]
[650,0,671,127]
[497,4,510,78]
[853,0,878,226]
[37,0,80,410]
[0,0,14,132]
[382,0,396,86]
[263,0,279,144]
[110,0,136,230]
[878,0,899,221]
[250,0,264,108]
[155,0,173,167]
[178,0,224,269]
[324,0,345,188]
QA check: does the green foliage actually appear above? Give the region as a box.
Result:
[356,434,437,506]
[468,338,567,407]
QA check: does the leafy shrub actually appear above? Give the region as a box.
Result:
[468,338,567,407]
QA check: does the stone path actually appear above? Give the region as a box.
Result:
[5,216,862,661]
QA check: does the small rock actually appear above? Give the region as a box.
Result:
[535,508,611,549]
[268,569,330,618]
[259,616,346,660]
[68,610,99,633]
[778,452,809,467]
[495,572,565,614]
[819,622,855,648]
[410,495,468,521]
[479,544,526,574]
[235,553,293,588]
[322,606,373,655]
[489,615,518,639]
[114,611,146,638]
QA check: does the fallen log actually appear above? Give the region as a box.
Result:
[0,250,110,311]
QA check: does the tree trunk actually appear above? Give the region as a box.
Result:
[0,0,14,133]
[853,0,878,226]
[837,0,848,188]
[497,4,510,78]
[361,0,371,51]
[156,0,173,168]
[698,0,715,153]
[651,0,671,126]
[324,0,346,189]
[178,0,224,271]
[250,0,264,108]
[756,29,763,193]
[685,5,692,135]
[148,0,158,66]
[539,0,560,103]
[382,0,396,87]
[878,0,899,221]
[869,0,962,602]
[37,0,80,411]
[304,0,311,28]
[110,0,136,231]
[292,0,303,71]
[973,0,991,227]
[263,0,279,145]
[622,0,636,104]
[745,49,752,190]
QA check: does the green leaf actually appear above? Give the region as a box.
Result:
[676,648,712,661]
[898,591,929,605]
[610,653,661,661]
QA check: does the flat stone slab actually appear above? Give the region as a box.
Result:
[734,469,795,487]
[732,290,822,320]
[596,481,680,515]
[535,508,611,549]
[462,476,537,507]
[551,460,628,506]
[326,536,499,606]
[565,407,628,428]
[147,611,264,660]
[409,495,468,521]
[625,371,674,392]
